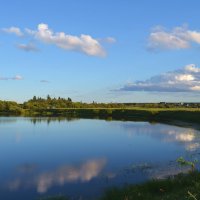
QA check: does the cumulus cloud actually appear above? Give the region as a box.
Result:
[0,75,23,80]
[120,64,200,92]
[26,23,106,56]
[148,25,200,50]
[16,42,38,52]
[2,26,23,37]
[2,23,115,56]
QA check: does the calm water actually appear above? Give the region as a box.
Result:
[0,117,200,200]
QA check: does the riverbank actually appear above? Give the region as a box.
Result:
[2,107,200,129]
[101,170,200,200]
[1,97,200,125]
[6,107,200,126]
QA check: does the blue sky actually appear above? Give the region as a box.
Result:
[1,0,200,102]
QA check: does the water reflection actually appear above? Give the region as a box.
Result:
[17,163,38,174]
[30,117,79,125]
[0,117,17,124]
[121,122,200,151]
[150,165,190,179]
[6,159,106,194]
[0,117,80,125]
[1,118,200,200]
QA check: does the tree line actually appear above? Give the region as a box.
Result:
[1,95,200,114]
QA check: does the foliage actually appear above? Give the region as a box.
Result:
[1,96,200,124]
[0,100,23,114]
[176,157,198,170]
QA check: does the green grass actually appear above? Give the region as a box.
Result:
[101,171,200,200]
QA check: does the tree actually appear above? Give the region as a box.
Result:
[67,97,72,102]
[47,95,51,100]
[33,96,37,101]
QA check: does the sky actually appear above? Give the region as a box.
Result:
[1,0,200,103]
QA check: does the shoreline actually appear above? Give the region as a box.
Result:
[2,108,200,129]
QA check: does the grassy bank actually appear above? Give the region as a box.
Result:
[1,97,200,124]
[40,171,200,200]
[21,107,200,126]
[101,171,200,200]
[2,107,200,127]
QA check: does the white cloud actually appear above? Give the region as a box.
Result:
[104,37,116,43]
[185,64,200,73]
[187,30,200,43]
[2,26,23,37]
[0,75,23,80]
[191,85,200,91]
[175,74,195,81]
[2,23,115,56]
[16,43,38,52]
[12,75,23,80]
[120,64,200,92]
[26,23,106,57]
[149,31,189,50]
[148,26,200,50]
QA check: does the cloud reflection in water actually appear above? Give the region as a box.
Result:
[7,158,106,193]
[121,122,200,151]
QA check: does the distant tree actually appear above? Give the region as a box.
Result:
[67,97,72,102]
[33,96,37,101]
[47,95,51,100]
